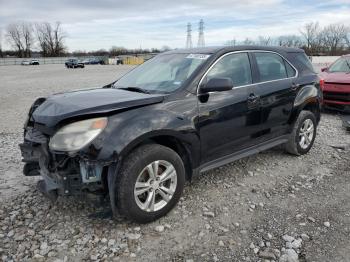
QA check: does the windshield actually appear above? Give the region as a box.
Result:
[329,57,350,73]
[113,53,210,93]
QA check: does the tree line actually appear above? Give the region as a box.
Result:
[1,21,166,58]
[70,45,169,57]
[2,21,349,58]
[226,22,350,56]
[4,21,66,58]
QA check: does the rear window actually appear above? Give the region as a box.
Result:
[289,52,315,74]
[254,52,289,82]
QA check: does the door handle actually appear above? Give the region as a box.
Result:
[247,93,260,109]
[291,83,300,91]
[247,93,259,103]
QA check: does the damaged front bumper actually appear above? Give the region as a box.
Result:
[19,127,110,202]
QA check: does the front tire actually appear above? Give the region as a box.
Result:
[116,144,185,223]
[285,110,317,155]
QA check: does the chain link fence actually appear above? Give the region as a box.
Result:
[0,56,107,66]
[0,54,157,66]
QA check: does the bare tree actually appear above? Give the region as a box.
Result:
[258,36,271,46]
[36,22,55,56]
[277,35,303,48]
[161,45,171,52]
[6,23,25,57]
[21,22,33,57]
[6,22,33,57]
[300,22,322,54]
[243,38,255,45]
[110,46,128,56]
[35,22,66,56]
[322,23,349,55]
[225,39,236,47]
[345,32,350,50]
[53,22,66,56]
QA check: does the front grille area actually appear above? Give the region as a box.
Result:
[323,91,350,102]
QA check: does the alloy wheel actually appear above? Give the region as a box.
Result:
[299,118,314,149]
[134,160,177,212]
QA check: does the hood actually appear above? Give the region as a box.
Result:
[319,71,350,84]
[32,88,164,127]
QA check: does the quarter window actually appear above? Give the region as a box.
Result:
[254,52,293,82]
[205,53,252,87]
[285,61,296,77]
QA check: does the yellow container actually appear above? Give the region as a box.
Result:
[123,56,144,65]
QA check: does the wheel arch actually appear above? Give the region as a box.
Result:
[106,130,197,218]
[302,102,321,123]
[117,130,199,181]
[289,84,321,126]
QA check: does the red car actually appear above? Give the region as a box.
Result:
[319,55,350,112]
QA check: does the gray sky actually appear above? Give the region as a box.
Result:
[0,0,349,51]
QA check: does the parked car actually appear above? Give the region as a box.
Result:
[115,57,123,65]
[65,58,85,68]
[20,46,322,223]
[319,55,350,112]
[21,59,40,65]
[82,57,105,65]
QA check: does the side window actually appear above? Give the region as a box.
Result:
[293,52,315,74]
[206,53,252,87]
[254,52,289,82]
[285,61,296,77]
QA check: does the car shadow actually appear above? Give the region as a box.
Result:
[322,108,350,131]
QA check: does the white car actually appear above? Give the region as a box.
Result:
[21,59,40,65]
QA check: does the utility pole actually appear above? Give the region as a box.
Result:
[186,23,193,49]
[198,19,205,47]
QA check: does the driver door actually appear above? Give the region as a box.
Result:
[197,52,260,164]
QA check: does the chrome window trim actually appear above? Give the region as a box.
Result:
[197,50,299,95]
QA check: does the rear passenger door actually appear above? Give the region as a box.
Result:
[250,51,297,140]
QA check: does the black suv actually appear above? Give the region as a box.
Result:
[20,46,321,223]
[65,58,85,68]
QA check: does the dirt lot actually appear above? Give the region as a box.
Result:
[0,64,349,262]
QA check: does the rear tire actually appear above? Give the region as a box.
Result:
[285,110,317,155]
[116,144,185,223]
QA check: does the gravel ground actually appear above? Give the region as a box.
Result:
[0,64,349,262]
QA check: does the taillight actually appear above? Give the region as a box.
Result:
[319,79,325,90]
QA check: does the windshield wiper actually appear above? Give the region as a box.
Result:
[118,86,150,94]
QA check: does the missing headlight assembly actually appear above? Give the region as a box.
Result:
[20,115,111,203]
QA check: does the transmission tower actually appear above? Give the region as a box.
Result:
[198,19,205,47]
[186,23,193,49]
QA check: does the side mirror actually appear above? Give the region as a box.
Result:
[321,67,328,72]
[199,77,233,93]
[103,81,116,88]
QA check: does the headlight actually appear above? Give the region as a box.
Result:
[49,117,108,152]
